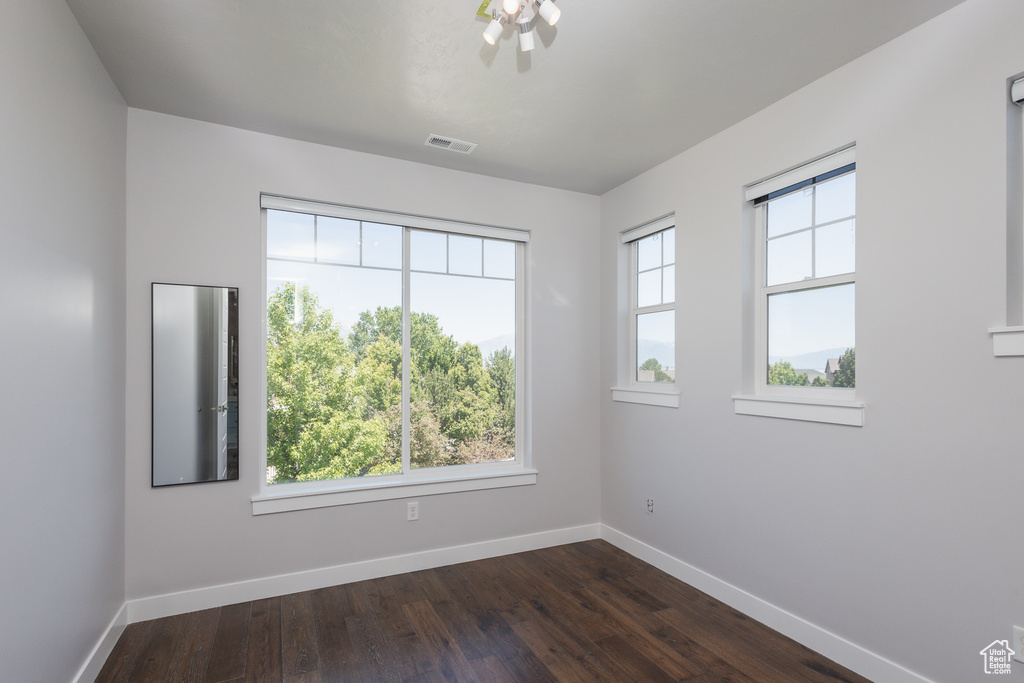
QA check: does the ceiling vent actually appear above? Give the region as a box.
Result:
[425,134,477,155]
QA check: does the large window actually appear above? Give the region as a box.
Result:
[261,197,525,493]
[753,154,856,394]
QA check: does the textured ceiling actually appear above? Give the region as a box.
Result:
[65,0,966,195]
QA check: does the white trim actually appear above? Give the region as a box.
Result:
[1012,77,1024,104]
[261,194,530,243]
[252,467,538,515]
[599,525,938,683]
[620,212,675,244]
[126,523,600,623]
[733,394,864,426]
[71,603,127,683]
[610,386,680,408]
[745,146,856,201]
[990,325,1024,356]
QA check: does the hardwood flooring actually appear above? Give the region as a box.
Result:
[96,540,872,682]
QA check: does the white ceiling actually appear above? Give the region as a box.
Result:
[65,0,966,195]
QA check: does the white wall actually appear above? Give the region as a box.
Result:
[600,1,1024,681]
[124,109,602,600]
[0,1,127,681]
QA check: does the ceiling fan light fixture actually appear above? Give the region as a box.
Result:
[518,21,535,52]
[535,0,560,26]
[483,14,506,45]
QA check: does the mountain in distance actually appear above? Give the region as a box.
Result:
[769,347,850,374]
[475,333,515,361]
[637,339,675,370]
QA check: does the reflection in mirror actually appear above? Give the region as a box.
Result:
[152,283,239,486]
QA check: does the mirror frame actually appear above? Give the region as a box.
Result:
[151,282,239,487]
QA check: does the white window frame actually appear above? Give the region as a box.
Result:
[611,213,680,408]
[991,75,1024,356]
[253,195,535,515]
[733,148,864,426]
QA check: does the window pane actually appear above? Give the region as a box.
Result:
[815,172,856,224]
[637,269,662,308]
[448,235,482,277]
[662,265,675,305]
[662,228,676,265]
[766,230,811,286]
[411,230,446,273]
[410,272,516,469]
[766,189,812,238]
[266,258,403,485]
[484,239,516,279]
[362,222,402,269]
[637,232,662,271]
[815,219,856,278]
[636,310,674,383]
[767,284,854,387]
[267,210,315,260]
[316,216,360,265]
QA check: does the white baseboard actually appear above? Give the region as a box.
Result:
[72,602,127,683]
[600,524,936,683]
[127,522,602,623]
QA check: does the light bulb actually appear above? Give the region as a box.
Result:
[502,0,520,15]
[536,0,560,25]
[483,16,504,45]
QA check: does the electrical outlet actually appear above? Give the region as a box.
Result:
[1013,625,1024,663]
[407,501,419,521]
[646,499,654,514]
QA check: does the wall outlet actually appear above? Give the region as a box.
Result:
[1013,625,1024,663]
[646,499,654,514]
[407,501,419,521]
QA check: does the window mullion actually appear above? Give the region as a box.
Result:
[401,227,411,474]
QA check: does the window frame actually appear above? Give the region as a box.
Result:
[254,195,535,514]
[753,164,856,399]
[611,214,680,408]
[734,149,865,426]
[991,74,1024,356]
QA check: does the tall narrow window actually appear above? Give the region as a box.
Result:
[753,154,856,392]
[626,221,675,384]
[263,199,525,488]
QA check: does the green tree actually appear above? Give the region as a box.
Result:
[768,361,809,386]
[347,306,508,468]
[831,348,856,388]
[811,375,829,387]
[487,347,516,438]
[640,357,673,382]
[266,284,394,483]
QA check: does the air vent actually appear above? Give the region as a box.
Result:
[425,134,477,155]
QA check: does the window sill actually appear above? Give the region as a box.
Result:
[732,394,864,426]
[251,467,538,515]
[610,386,680,408]
[990,326,1024,356]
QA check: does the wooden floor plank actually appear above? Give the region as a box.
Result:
[206,602,253,683]
[403,599,481,683]
[342,581,403,683]
[165,608,220,682]
[308,586,359,682]
[244,596,282,683]
[128,613,187,682]
[281,592,321,678]
[363,576,433,679]
[95,620,155,683]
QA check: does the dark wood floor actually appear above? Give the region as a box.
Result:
[96,540,872,682]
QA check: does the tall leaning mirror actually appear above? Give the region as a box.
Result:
[152,283,239,486]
